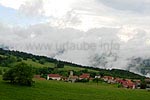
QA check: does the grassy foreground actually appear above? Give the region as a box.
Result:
[0,76,150,100]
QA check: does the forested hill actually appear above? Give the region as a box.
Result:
[0,48,145,79]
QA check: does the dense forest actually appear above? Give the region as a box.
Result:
[0,48,145,79]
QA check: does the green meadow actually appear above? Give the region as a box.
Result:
[0,76,150,100]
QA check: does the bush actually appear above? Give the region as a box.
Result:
[17,58,22,62]
[32,58,36,62]
[3,69,7,73]
[0,69,3,75]
[39,59,45,64]
[77,79,89,83]
[23,57,27,60]
[117,84,123,88]
[3,62,35,86]
[55,61,64,68]
[93,78,103,83]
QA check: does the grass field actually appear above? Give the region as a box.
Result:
[0,75,150,100]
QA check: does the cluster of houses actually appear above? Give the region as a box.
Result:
[47,71,90,83]
[34,71,150,89]
[102,76,140,89]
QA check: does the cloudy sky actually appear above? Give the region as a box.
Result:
[1,0,150,75]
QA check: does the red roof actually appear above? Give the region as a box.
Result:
[128,82,135,87]
[117,80,126,84]
[34,75,41,78]
[79,74,90,79]
[118,79,135,88]
[39,78,46,80]
[48,74,61,77]
[103,76,114,80]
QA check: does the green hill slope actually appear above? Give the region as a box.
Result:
[0,48,145,79]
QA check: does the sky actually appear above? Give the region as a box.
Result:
[1,0,150,76]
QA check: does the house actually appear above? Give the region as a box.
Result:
[34,75,46,80]
[102,76,115,83]
[61,77,68,81]
[145,78,150,89]
[95,75,101,79]
[103,76,114,81]
[133,80,141,89]
[47,74,61,81]
[79,74,90,80]
[68,71,78,82]
[117,79,125,84]
[68,76,79,83]
[117,79,136,89]
[126,80,136,89]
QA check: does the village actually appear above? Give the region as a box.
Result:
[34,71,150,90]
